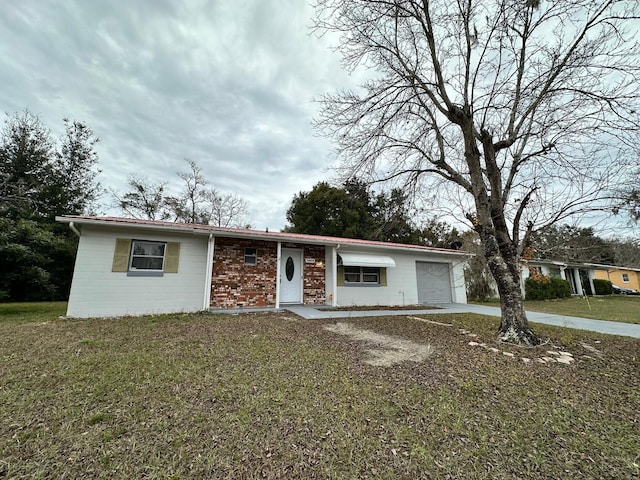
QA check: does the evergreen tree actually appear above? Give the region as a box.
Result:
[285,180,458,246]
[285,181,372,239]
[0,110,100,301]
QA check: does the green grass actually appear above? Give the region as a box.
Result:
[475,296,640,324]
[1,303,639,478]
[0,301,67,323]
[522,296,640,324]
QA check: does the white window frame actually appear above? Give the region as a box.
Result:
[344,266,380,285]
[549,268,561,278]
[244,247,257,265]
[621,273,630,283]
[129,240,166,272]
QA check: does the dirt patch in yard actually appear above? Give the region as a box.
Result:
[323,322,435,366]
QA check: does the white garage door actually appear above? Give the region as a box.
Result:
[416,262,452,304]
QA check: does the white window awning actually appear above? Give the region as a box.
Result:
[338,252,396,268]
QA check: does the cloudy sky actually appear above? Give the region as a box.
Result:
[0,0,360,230]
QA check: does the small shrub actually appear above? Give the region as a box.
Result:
[593,279,613,295]
[525,276,551,300]
[550,278,572,298]
[526,276,571,300]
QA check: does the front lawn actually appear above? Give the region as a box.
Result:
[1,303,639,478]
[0,301,67,323]
[523,296,640,324]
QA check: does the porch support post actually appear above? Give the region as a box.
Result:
[573,269,584,296]
[275,241,282,308]
[331,246,338,306]
[588,269,596,296]
[203,234,215,310]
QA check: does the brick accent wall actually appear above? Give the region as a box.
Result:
[210,238,278,308]
[301,244,326,305]
[210,238,327,309]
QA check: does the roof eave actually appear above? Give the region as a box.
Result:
[56,215,471,257]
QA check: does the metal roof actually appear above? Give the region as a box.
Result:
[56,215,470,257]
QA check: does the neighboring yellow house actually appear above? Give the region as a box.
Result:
[594,266,640,291]
[520,260,640,296]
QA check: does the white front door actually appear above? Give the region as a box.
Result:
[280,249,303,303]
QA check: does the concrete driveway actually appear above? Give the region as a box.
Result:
[285,303,640,339]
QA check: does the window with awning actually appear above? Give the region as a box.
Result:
[337,253,396,268]
[336,253,394,286]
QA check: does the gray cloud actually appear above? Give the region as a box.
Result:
[0,0,353,229]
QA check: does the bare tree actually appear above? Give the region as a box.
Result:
[113,177,168,221]
[204,190,250,228]
[621,166,640,222]
[164,159,208,223]
[114,159,249,228]
[313,0,640,344]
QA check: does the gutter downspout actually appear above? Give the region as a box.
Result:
[68,221,81,237]
[203,234,215,310]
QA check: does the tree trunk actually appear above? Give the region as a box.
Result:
[462,123,541,346]
[491,261,540,346]
[482,230,541,346]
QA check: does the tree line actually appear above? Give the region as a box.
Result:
[2,106,639,307]
[2,108,639,304]
[1,110,100,302]
[284,180,460,247]
[0,111,249,302]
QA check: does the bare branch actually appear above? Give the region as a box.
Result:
[313,0,640,343]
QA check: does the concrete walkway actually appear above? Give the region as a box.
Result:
[284,304,640,339]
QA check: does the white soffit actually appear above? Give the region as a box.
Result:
[339,252,396,268]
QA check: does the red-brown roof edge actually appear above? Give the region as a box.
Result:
[56,215,470,256]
